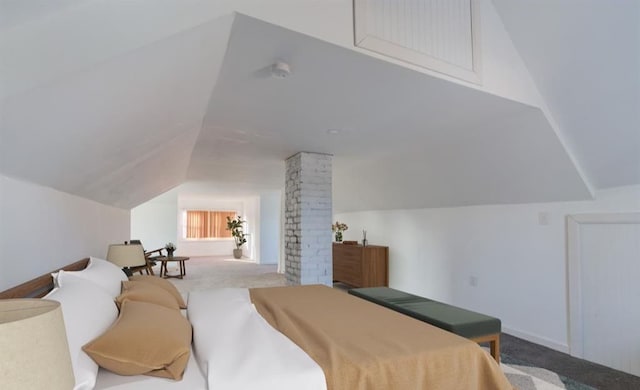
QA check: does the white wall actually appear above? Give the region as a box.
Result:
[0,174,130,291]
[131,190,280,260]
[335,185,640,352]
[130,195,178,252]
[259,191,281,264]
[242,195,260,261]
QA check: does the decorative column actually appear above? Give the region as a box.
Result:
[284,152,332,286]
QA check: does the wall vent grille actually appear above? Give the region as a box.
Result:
[354,0,481,84]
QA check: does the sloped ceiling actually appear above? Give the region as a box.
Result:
[1,13,234,208]
[3,1,632,212]
[493,0,640,188]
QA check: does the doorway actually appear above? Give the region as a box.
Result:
[567,213,640,376]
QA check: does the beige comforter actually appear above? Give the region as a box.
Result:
[250,285,513,390]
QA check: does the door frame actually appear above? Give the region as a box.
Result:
[566,212,640,357]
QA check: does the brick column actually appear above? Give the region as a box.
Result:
[284,152,332,286]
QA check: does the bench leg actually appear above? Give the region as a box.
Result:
[491,336,500,364]
[470,333,500,364]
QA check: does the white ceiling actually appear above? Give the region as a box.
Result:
[0,0,84,31]
[0,1,637,212]
[194,14,590,211]
[1,12,233,208]
[493,0,640,189]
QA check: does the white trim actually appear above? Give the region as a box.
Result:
[566,212,640,358]
[569,212,640,224]
[353,0,368,47]
[502,326,570,354]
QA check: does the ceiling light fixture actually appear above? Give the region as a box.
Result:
[327,129,341,135]
[271,61,291,78]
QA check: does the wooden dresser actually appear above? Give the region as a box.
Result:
[333,243,389,288]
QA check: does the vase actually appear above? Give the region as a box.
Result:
[233,248,243,259]
[335,231,343,242]
[167,249,174,257]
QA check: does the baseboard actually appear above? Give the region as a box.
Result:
[502,326,570,354]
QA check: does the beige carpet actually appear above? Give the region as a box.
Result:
[156,256,286,294]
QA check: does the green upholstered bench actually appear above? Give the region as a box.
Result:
[349,287,502,363]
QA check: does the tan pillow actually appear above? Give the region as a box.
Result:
[116,281,180,311]
[128,275,187,308]
[83,300,192,380]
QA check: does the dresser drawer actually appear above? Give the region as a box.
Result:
[333,243,388,288]
[338,245,362,259]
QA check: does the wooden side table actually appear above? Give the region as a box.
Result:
[156,256,190,279]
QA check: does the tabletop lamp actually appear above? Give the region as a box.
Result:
[0,299,75,390]
[106,243,146,276]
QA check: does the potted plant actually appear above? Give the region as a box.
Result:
[226,216,247,259]
[165,242,176,257]
[332,221,348,242]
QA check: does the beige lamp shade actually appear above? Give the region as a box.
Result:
[106,243,146,267]
[0,299,75,390]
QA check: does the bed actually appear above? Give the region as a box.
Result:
[0,258,513,390]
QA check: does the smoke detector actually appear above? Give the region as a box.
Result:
[271,61,291,78]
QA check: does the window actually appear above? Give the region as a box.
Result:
[184,210,236,239]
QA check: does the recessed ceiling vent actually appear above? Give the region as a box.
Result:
[354,0,481,84]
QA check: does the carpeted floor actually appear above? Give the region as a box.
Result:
[163,256,286,293]
[501,353,596,390]
[501,333,640,390]
[156,256,638,390]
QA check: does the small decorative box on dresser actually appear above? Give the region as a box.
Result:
[333,243,389,288]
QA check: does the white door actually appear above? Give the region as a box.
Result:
[568,213,640,377]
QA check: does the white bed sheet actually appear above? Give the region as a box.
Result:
[188,288,327,390]
[93,288,325,390]
[94,350,206,390]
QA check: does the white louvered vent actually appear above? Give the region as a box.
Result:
[354,0,481,84]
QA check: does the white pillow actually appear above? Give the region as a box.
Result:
[45,272,118,390]
[60,256,128,298]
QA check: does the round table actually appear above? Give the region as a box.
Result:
[157,256,190,279]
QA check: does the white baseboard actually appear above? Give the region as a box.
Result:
[502,326,570,354]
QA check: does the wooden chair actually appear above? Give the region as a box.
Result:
[127,240,164,276]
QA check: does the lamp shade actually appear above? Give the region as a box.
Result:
[0,299,75,390]
[106,244,146,268]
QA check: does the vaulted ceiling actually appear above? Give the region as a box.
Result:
[493,0,640,189]
[0,1,637,212]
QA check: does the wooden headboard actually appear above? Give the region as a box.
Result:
[0,258,90,299]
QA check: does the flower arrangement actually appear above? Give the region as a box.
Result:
[331,221,348,242]
[165,242,176,257]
